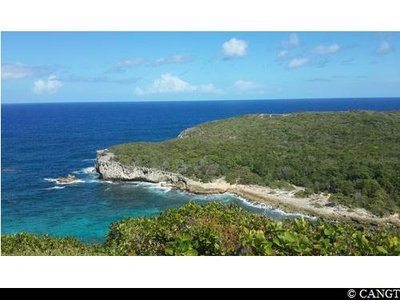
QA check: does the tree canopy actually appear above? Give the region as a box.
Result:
[111,111,400,216]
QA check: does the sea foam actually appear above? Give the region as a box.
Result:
[45,186,65,190]
[44,178,58,182]
[231,193,317,221]
[72,167,96,175]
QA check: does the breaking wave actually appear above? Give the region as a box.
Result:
[45,186,65,190]
[72,167,96,175]
[44,178,58,182]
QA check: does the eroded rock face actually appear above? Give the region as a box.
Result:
[95,149,189,186]
[95,150,400,228]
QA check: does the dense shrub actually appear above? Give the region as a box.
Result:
[111,111,400,216]
[1,233,103,256]
[3,204,399,256]
[294,188,314,198]
[104,202,400,256]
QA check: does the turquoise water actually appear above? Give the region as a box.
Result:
[2,98,400,242]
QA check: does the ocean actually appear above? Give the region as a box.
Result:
[2,98,400,242]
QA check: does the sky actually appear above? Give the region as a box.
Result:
[1,32,400,103]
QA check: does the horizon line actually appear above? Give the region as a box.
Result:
[2,96,400,105]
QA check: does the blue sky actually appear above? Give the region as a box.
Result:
[2,32,399,103]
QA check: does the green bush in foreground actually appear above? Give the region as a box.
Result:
[3,202,399,256]
[1,233,103,256]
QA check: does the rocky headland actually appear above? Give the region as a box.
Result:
[96,149,400,228]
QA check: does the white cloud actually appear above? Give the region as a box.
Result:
[222,38,248,59]
[282,33,300,49]
[134,73,220,95]
[198,83,221,93]
[277,34,300,60]
[108,54,192,73]
[313,44,340,55]
[133,88,146,95]
[287,58,309,69]
[154,54,192,65]
[118,58,144,67]
[234,80,259,90]
[134,73,194,94]
[2,63,60,80]
[277,50,288,59]
[2,63,33,79]
[33,75,62,94]
[62,73,138,85]
[107,58,144,73]
[376,41,392,55]
[289,33,300,47]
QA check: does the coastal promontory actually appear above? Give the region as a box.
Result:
[96,111,400,227]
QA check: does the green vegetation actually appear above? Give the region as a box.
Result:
[111,111,400,216]
[3,202,400,256]
[294,188,314,198]
[1,234,103,256]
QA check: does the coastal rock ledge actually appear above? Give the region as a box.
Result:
[96,149,400,228]
[96,149,188,189]
[95,149,226,193]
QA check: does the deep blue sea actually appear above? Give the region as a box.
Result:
[2,98,400,242]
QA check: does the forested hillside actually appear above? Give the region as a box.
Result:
[111,111,400,216]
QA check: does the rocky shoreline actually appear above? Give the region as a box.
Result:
[96,149,400,228]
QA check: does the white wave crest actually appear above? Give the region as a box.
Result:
[102,180,114,184]
[44,178,58,182]
[85,179,102,183]
[82,167,96,173]
[149,187,173,194]
[138,182,173,193]
[72,167,96,175]
[232,193,317,220]
[45,186,65,190]
[91,178,315,221]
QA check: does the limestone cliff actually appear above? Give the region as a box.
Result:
[95,149,400,228]
[95,149,189,189]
